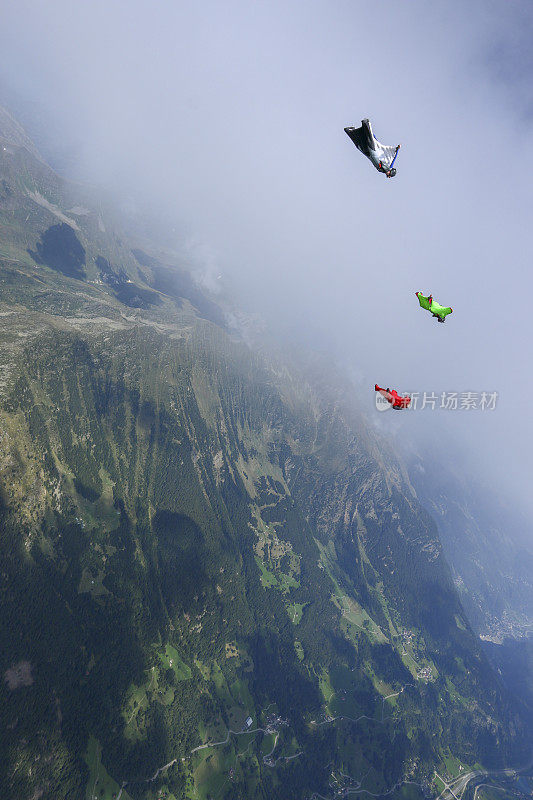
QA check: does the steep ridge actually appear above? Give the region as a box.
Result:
[406,448,533,642]
[0,104,43,161]
[0,108,530,800]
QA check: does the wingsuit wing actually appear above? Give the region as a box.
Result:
[344,121,373,155]
[431,302,453,320]
[416,292,432,311]
[416,292,453,320]
[345,118,397,167]
[375,384,393,404]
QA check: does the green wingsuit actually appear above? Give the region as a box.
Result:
[415,292,453,323]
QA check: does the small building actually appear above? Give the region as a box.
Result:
[245,716,253,728]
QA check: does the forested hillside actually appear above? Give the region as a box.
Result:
[0,106,530,800]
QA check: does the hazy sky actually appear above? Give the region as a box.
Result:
[1,0,532,521]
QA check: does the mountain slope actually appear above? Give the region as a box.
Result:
[0,106,529,800]
[406,445,533,642]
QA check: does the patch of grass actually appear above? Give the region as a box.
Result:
[194,748,229,800]
[161,686,175,705]
[159,644,192,681]
[85,736,132,800]
[318,668,335,706]
[444,676,468,706]
[395,784,426,800]
[441,751,467,779]
[254,556,278,588]
[287,602,306,624]
[336,595,387,644]
[194,658,210,681]
[78,566,109,597]
[261,732,277,756]
[210,660,231,697]
[277,571,299,593]
[316,539,387,644]
[229,677,254,710]
[122,682,149,742]
[226,704,249,731]
[294,640,304,661]
[330,691,365,719]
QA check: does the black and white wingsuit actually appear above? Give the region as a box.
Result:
[344,119,400,178]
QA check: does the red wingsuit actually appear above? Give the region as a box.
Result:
[375,384,411,409]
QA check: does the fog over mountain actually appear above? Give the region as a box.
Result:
[1,1,532,524]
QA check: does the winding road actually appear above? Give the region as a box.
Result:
[434,752,533,800]
[114,685,532,800]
